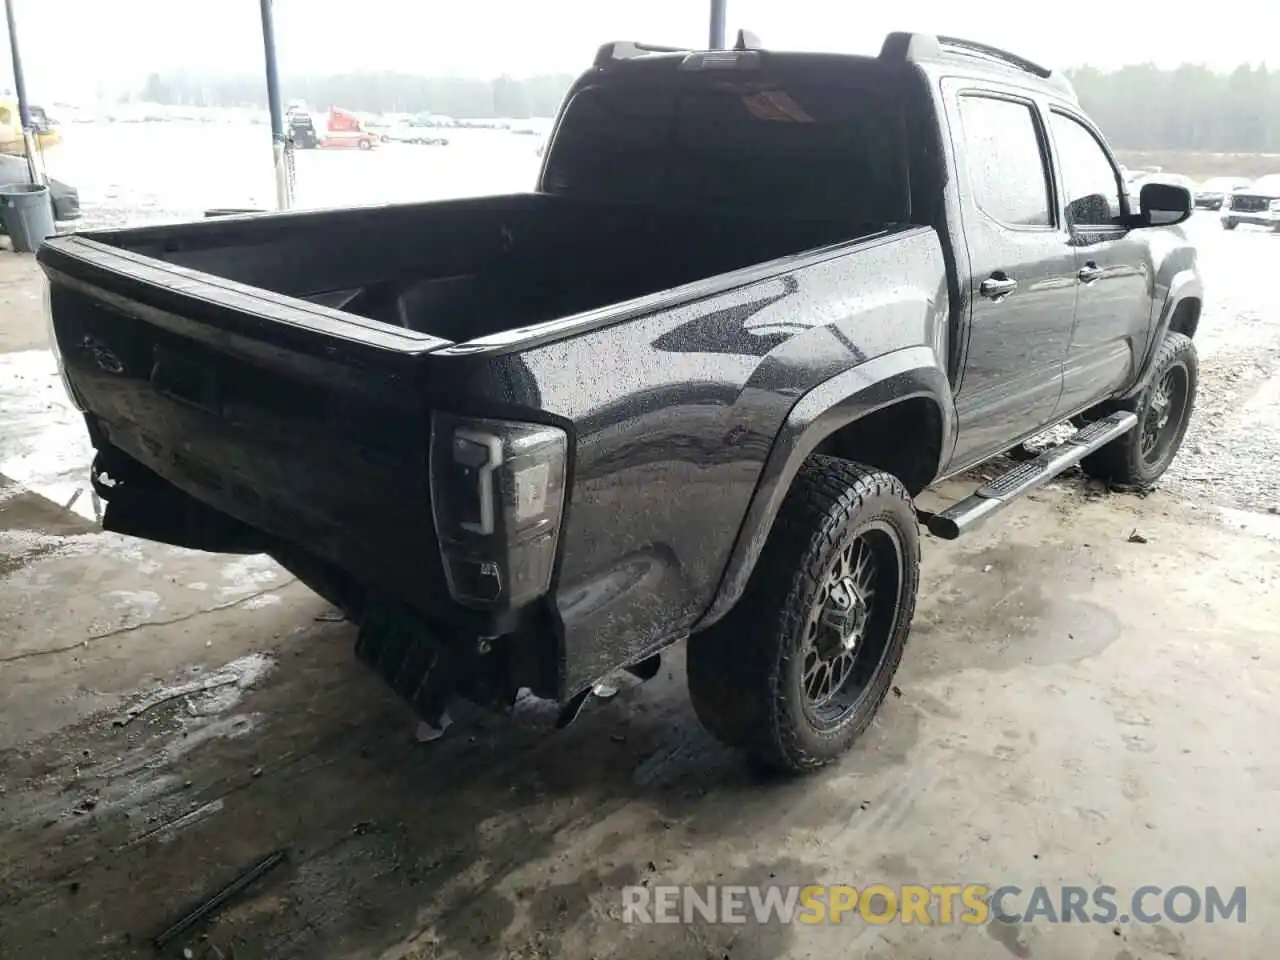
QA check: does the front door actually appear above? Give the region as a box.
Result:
[944,85,1079,469]
[1046,109,1154,418]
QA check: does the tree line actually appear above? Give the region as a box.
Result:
[139,62,1280,152]
[138,71,576,120]
[1067,63,1280,153]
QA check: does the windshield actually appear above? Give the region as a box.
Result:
[1249,174,1280,193]
[544,78,912,224]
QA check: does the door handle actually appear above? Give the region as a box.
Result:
[979,274,1018,300]
[1078,261,1103,284]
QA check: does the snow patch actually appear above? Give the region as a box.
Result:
[106,589,163,619]
[162,714,263,763]
[1219,506,1280,542]
[217,554,280,598]
[0,350,97,521]
[242,592,282,611]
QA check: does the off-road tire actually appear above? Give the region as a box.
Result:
[686,457,920,773]
[1222,219,1238,230]
[1080,332,1198,488]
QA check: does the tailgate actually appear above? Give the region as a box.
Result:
[39,235,455,603]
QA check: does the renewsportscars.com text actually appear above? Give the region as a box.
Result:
[622,884,1247,926]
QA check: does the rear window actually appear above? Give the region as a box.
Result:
[543,77,912,223]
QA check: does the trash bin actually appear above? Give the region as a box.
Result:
[0,183,56,253]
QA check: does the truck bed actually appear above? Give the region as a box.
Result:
[38,195,899,639]
[56,194,869,345]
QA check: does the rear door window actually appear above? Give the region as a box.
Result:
[955,94,1054,229]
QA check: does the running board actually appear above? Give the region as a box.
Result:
[927,411,1138,540]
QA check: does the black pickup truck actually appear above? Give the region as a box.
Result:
[38,32,1202,772]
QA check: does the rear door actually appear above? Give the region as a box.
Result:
[1045,108,1154,418]
[943,83,1078,467]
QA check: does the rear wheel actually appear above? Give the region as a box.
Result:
[1079,332,1198,489]
[686,457,919,773]
[358,138,373,151]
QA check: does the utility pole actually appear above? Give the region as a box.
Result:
[3,0,41,183]
[259,0,292,210]
[708,0,727,49]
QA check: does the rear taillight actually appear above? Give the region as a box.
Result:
[429,413,568,611]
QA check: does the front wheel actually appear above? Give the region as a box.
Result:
[1080,332,1198,489]
[1222,219,1238,230]
[358,138,373,151]
[686,457,919,773]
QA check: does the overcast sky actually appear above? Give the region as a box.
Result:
[3,0,1276,101]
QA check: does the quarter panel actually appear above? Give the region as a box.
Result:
[496,227,950,696]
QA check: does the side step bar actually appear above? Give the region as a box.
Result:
[927,411,1138,540]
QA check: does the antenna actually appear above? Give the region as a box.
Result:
[733,29,763,51]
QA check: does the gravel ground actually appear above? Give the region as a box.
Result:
[1162,218,1280,514]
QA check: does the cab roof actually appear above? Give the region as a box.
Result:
[589,30,1077,103]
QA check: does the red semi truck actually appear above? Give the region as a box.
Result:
[287,104,377,150]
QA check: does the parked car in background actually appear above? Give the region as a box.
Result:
[0,99,62,154]
[1195,176,1250,211]
[1221,174,1280,230]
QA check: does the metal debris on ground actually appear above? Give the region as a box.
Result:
[591,679,619,699]
[152,849,287,951]
[113,673,240,726]
[415,711,453,743]
[1127,529,1149,544]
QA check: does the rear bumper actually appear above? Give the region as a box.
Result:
[91,416,522,636]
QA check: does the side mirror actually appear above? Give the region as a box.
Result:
[1138,182,1192,227]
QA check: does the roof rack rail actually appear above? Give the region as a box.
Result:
[594,41,689,68]
[936,35,1051,78]
[879,31,1075,98]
